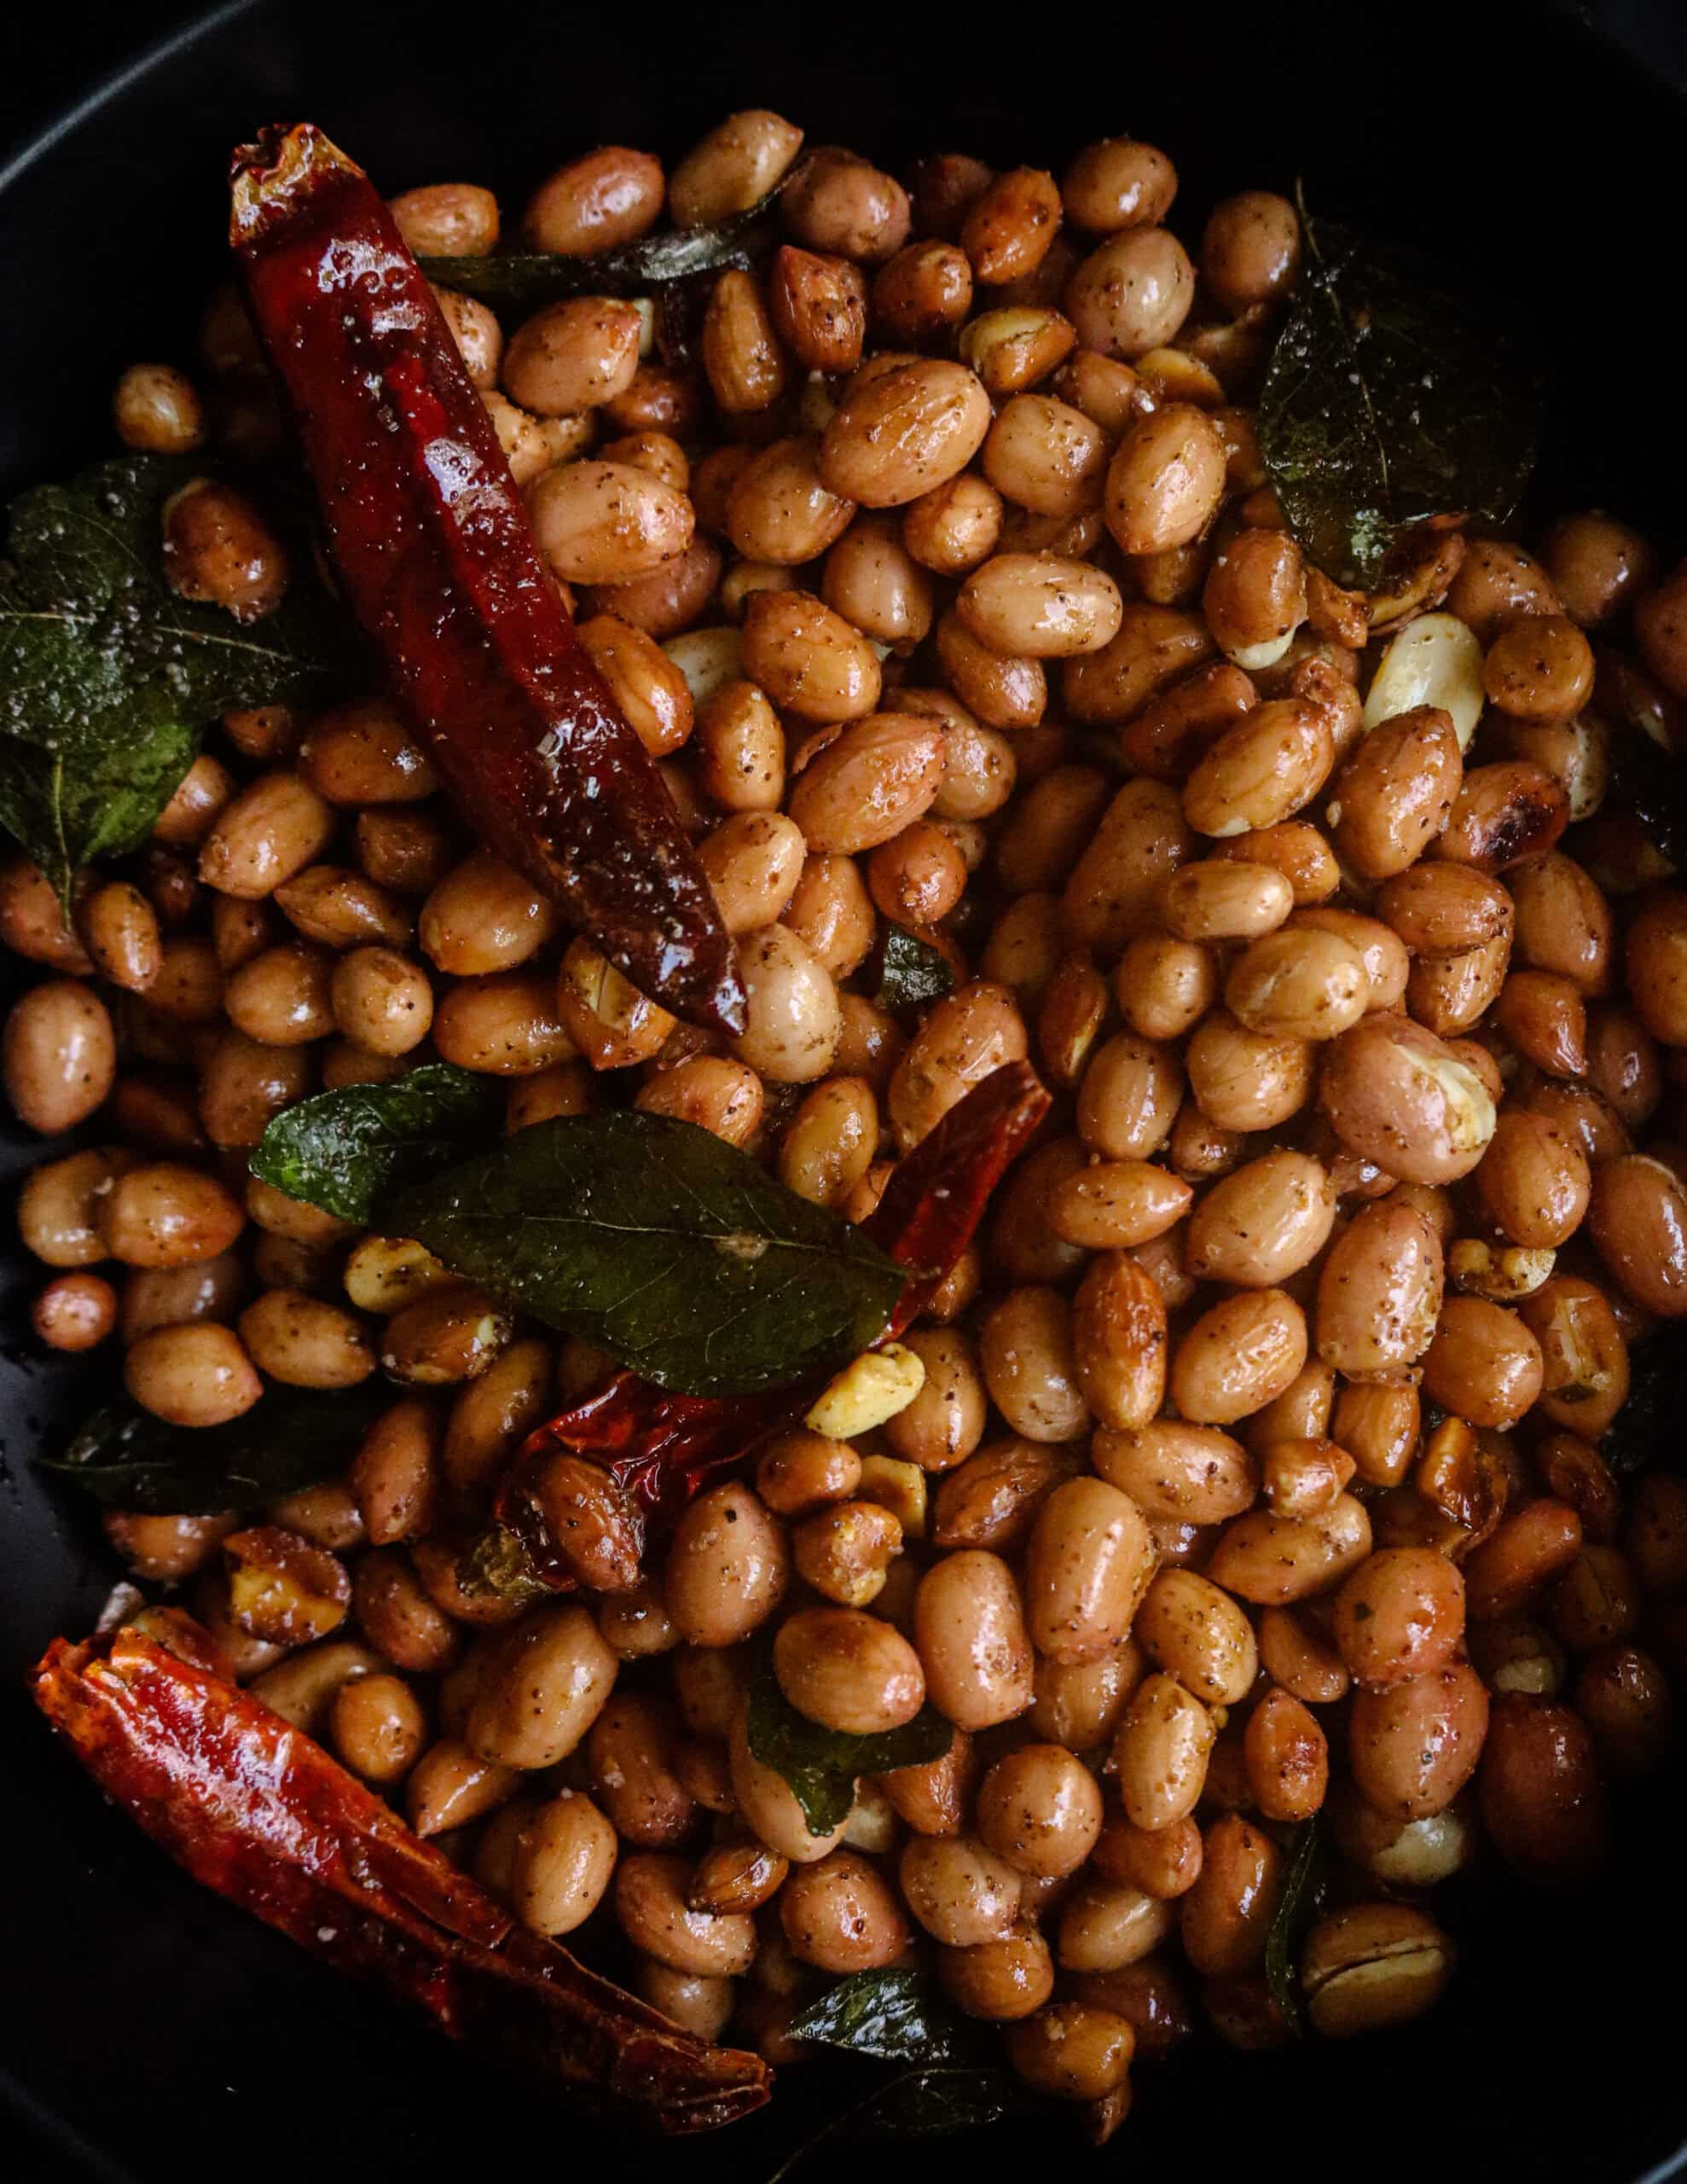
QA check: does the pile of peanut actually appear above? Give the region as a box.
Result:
[12,105,1687,2137]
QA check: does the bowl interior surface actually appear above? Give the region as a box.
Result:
[2,3,1684,2178]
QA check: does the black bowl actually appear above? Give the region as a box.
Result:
[3,3,1686,2178]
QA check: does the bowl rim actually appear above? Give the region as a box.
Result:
[0,0,258,201]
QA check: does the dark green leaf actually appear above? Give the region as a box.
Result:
[1258,218,1545,588]
[745,1652,952,1836]
[1600,1324,1687,1477]
[850,2067,1031,2140]
[0,454,356,899]
[456,1523,551,1608]
[1609,721,1687,874]
[788,1969,977,2065]
[385,1111,911,1397]
[769,1968,1032,2175]
[867,923,956,1015]
[764,2065,1029,2181]
[1264,1816,1327,2036]
[420,191,782,320]
[248,1063,505,1225]
[40,1384,392,1514]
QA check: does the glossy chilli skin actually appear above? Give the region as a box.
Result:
[31,1623,768,2131]
[14,98,1687,2155]
[230,125,742,1035]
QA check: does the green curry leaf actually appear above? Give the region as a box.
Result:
[745,1652,952,1836]
[0,454,356,900]
[41,1384,393,1514]
[1608,724,1687,880]
[249,1063,505,1226]
[848,2067,1032,2140]
[787,1969,978,2065]
[762,2068,1029,2184]
[420,190,782,322]
[1258,216,1545,588]
[867,923,956,1016]
[1600,1324,1687,1477]
[385,1110,911,1397]
[768,1973,1032,2171]
[456,1523,552,1609]
[1264,1816,1327,2037]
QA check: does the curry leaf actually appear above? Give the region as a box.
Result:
[867,923,955,1015]
[1600,1323,1687,1477]
[850,2067,1032,2140]
[1264,1816,1327,2036]
[249,1063,504,1225]
[41,1384,393,1514]
[1609,722,1687,876]
[384,1110,911,1398]
[1258,218,1545,588]
[0,454,355,899]
[770,1976,1029,2175]
[788,1969,977,2065]
[420,190,783,329]
[745,1653,952,1835]
[456,1523,552,1608]
[764,2060,1028,2178]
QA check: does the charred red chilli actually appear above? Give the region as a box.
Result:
[229,123,743,1034]
[32,1621,769,2132]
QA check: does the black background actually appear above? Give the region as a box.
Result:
[20,0,1687,150]
[4,0,1687,188]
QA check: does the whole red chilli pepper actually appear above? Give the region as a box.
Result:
[499,1060,1052,1571]
[32,1623,769,2132]
[229,123,744,1036]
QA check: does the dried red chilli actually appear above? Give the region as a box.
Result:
[497,1061,1052,1577]
[229,123,744,1036]
[31,1618,769,2132]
